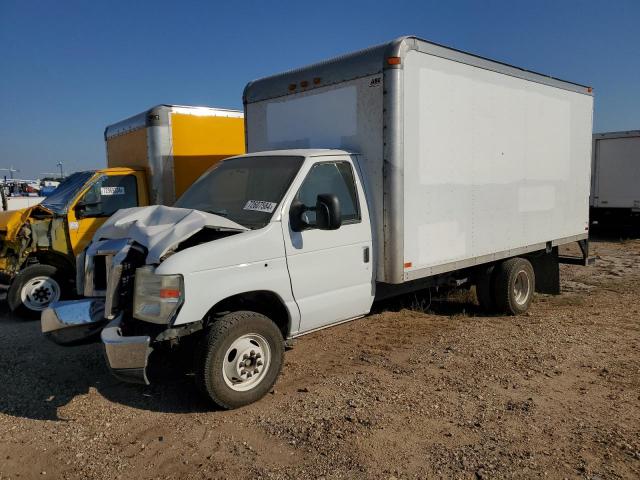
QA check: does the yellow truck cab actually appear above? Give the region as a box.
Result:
[0,104,244,317]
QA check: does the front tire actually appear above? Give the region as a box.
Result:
[195,311,284,409]
[7,264,66,319]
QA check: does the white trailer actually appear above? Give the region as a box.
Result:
[44,36,594,409]
[590,130,640,227]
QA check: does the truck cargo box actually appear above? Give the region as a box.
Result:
[591,130,640,211]
[244,36,594,283]
[105,105,245,205]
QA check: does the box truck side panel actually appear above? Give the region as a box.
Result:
[245,75,385,267]
[170,113,245,198]
[593,136,640,209]
[106,128,149,171]
[402,50,593,277]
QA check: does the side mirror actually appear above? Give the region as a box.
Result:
[315,193,341,230]
[289,194,342,232]
[75,200,100,218]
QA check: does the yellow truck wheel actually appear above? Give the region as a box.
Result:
[7,265,66,319]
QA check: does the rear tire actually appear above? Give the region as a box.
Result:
[195,311,284,409]
[7,264,67,319]
[493,257,535,315]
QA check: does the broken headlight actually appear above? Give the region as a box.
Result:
[133,266,183,324]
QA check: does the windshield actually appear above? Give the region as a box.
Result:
[41,171,95,214]
[175,155,304,229]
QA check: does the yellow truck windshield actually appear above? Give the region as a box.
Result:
[40,171,95,214]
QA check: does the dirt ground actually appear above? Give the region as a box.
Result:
[0,237,638,479]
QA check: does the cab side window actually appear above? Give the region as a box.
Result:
[295,161,360,226]
[77,175,138,218]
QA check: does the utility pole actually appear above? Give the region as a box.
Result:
[0,166,19,179]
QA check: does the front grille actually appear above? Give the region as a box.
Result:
[93,255,108,292]
[113,248,146,317]
[83,243,118,298]
[83,239,146,319]
[83,238,138,297]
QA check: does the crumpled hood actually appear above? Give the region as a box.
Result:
[94,205,248,264]
[0,208,30,239]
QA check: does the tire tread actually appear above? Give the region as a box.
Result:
[493,257,535,315]
[7,264,65,319]
[195,311,284,409]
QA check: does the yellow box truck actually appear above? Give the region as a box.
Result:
[0,104,244,317]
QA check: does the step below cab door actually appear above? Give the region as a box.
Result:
[282,155,374,334]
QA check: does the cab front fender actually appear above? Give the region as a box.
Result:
[157,223,300,335]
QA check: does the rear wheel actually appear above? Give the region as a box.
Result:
[493,257,535,315]
[8,264,67,319]
[195,311,284,409]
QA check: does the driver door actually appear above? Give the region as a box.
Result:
[282,158,374,334]
[68,174,139,255]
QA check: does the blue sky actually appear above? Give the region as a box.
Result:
[1,0,639,178]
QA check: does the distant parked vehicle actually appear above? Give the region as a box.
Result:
[40,180,61,197]
[590,130,640,228]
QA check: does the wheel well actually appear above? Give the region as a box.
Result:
[26,251,75,278]
[472,251,557,295]
[206,291,291,338]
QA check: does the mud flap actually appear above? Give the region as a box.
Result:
[529,247,560,295]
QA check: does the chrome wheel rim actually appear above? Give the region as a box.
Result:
[513,270,531,306]
[222,333,271,392]
[20,276,61,311]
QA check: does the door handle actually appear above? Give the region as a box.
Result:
[363,246,370,263]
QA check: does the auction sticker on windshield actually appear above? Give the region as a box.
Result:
[244,200,277,213]
[101,186,125,196]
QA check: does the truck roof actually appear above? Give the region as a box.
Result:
[238,148,353,159]
[98,166,146,173]
[244,35,593,104]
[594,130,640,140]
[104,104,243,140]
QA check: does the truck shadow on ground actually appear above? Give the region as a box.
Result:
[0,302,215,421]
[0,287,482,422]
[374,287,485,318]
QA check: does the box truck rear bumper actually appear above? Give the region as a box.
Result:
[101,317,152,385]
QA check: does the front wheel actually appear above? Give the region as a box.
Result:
[195,311,284,409]
[7,264,67,319]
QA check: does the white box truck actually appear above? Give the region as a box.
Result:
[43,37,594,409]
[590,130,640,227]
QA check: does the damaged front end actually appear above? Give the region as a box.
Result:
[43,237,153,382]
[42,205,247,384]
[0,205,71,284]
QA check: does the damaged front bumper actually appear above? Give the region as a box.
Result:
[101,317,152,385]
[41,299,107,345]
[42,299,153,385]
